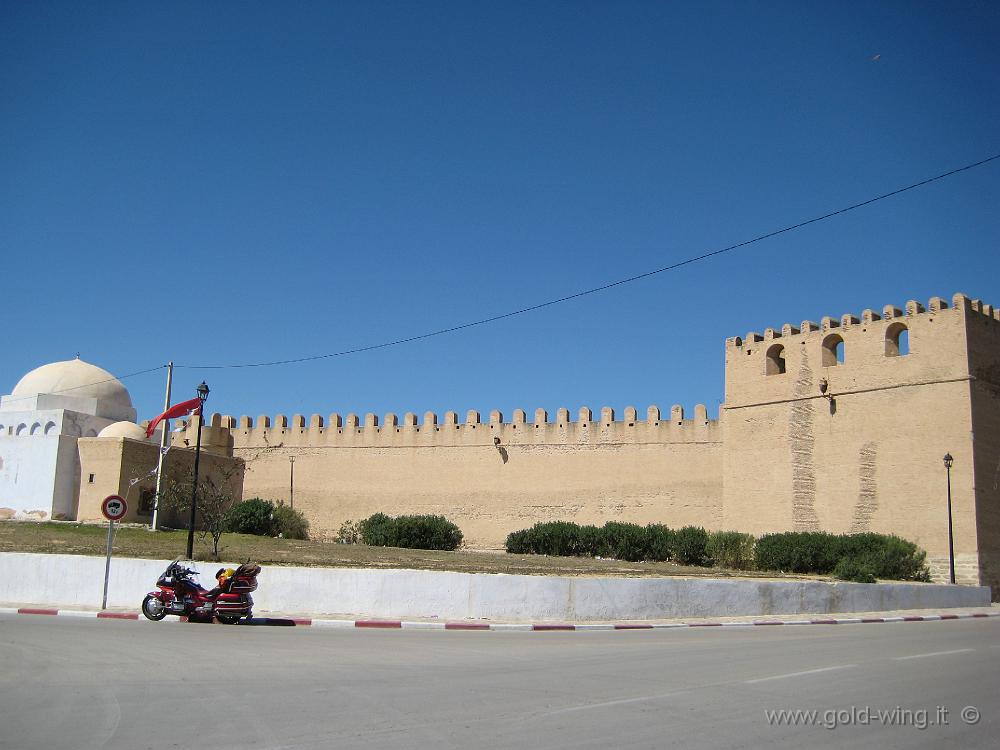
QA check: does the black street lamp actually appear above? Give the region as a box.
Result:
[943,453,955,584]
[185,381,210,559]
[289,455,295,510]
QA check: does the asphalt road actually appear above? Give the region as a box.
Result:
[1,615,997,749]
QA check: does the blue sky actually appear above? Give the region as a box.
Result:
[2,1,998,424]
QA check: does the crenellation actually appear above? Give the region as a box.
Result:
[800,321,819,333]
[882,305,902,319]
[384,413,399,428]
[239,416,253,429]
[578,407,592,422]
[534,408,548,425]
[512,409,526,424]
[647,405,660,424]
[624,406,637,424]
[274,415,288,429]
[671,404,684,421]
[781,323,800,337]
[309,414,323,429]
[764,327,780,340]
[466,410,480,425]
[292,414,305,429]
[694,404,708,422]
[600,407,614,424]
[364,413,378,429]
[820,316,838,331]
[861,309,881,324]
[489,410,503,424]
[745,332,763,344]
[257,415,271,429]
[345,414,359,429]
[840,314,859,328]
[422,411,437,427]
[556,408,570,424]
[444,411,458,427]
[222,415,236,429]
[928,296,949,312]
[210,412,222,427]
[404,412,418,427]
[952,292,970,310]
[726,336,743,348]
[905,299,925,316]
[328,413,342,429]
[983,304,994,318]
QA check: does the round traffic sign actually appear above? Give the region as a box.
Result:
[101,495,127,521]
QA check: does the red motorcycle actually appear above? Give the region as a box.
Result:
[141,558,260,624]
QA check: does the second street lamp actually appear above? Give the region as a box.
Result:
[185,381,210,559]
[943,453,955,584]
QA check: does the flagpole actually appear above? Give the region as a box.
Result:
[150,361,173,531]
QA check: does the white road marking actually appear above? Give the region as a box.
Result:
[892,648,974,661]
[745,664,857,684]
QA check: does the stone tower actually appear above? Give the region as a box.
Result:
[721,293,1000,588]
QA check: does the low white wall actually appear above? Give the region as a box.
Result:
[0,553,990,621]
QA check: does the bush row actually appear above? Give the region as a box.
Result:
[224,498,310,539]
[755,531,930,582]
[504,522,930,581]
[505,522,743,568]
[357,513,463,551]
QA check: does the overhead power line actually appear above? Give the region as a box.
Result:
[155,151,993,370]
[0,365,168,407]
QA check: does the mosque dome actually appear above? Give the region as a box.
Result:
[97,421,149,440]
[11,358,134,419]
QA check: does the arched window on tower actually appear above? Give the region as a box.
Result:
[765,344,786,375]
[822,334,845,366]
[885,322,909,357]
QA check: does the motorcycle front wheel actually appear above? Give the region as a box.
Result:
[141,595,167,621]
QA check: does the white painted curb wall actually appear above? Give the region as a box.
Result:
[0,552,989,621]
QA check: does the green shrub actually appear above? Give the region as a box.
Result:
[271,503,309,540]
[754,531,842,573]
[601,522,649,562]
[706,531,756,570]
[393,514,463,551]
[505,528,532,554]
[508,521,587,556]
[224,498,274,536]
[837,533,931,581]
[674,526,709,566]
[358,513,463,551]
[359,512,397,547]
[646,524,675,562]
[833,557,877,583]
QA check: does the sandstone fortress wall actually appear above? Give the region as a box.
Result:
[155,292,998,590]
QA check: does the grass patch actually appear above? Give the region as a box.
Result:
[0,521,815,579]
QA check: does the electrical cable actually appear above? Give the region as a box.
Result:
[122,155,1000,370]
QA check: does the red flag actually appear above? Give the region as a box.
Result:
[146,397,203,438]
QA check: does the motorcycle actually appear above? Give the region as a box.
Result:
[141,558,260,624]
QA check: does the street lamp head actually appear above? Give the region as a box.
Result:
[196,381,210,402]
[943,453,953,469]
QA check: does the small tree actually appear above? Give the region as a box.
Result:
[159,466,240,561]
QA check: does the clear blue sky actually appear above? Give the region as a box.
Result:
[2,1,998,424]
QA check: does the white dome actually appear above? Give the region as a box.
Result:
[12,359,133,411]
[97,421,149,440]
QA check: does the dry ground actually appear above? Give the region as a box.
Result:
[0,520,808,579]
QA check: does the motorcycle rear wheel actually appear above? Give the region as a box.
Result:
[141,595,167,621]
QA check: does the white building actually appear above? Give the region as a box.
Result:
[0,358,137,520]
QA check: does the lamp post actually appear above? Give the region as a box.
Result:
[943,453,955,584]
[289,455,295,510]
[185,381,210,559]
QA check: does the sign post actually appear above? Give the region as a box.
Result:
[101,495,128,610]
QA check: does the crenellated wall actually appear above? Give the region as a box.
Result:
[194,404,724,550]
[154,292,999,590]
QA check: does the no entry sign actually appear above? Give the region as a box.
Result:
[101,495,127,522]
